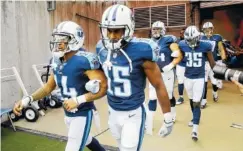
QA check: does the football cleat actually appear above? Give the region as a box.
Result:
[176,97,184,105]
[191,131,198,141]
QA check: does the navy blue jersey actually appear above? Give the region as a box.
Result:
[96,37,159,111]
[152,35,177,70]
[179,40,212,79]
[201,34,223,61]
[52,51,100,117]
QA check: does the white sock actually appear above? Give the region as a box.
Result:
[193,124,199,133]
[179,95,183,98]
[145,110,154,135]
[171,107,176,118]
[92,110,101,133]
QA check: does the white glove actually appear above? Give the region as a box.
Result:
[162,63,174,73]
[158,112,174,137]
[85,80,101,94]
[171,51,180,57]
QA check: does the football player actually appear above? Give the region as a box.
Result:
[146,21,183,135]
[176,28,187,105]
[179,26,216,141]
[96,4,173,151]
[201,22,227,107]
[13,21,107,151]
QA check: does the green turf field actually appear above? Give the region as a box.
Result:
[1,127,90,151]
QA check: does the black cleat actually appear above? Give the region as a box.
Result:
[176,97,184,105]
[201,103,207,109]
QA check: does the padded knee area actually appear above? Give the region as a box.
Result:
[148,99,157,111]
[193,102,201,108]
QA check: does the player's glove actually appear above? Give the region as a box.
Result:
[158,112,173,137]
[85,80,101,94]
[162,63,175,73]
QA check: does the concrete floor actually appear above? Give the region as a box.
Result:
[14,81,243,151]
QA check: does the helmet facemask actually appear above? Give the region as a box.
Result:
[100,24,131,52]
[185,36,200,48]
[151,21,166,39]
[152,27,163,39]
[184,26,201,48]
[203,27,213,38]
[50,34,72,58]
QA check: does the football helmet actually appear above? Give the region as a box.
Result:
[151,21,166,38]
[99,4,135,51]
[50,21,84,58]
[202,22,214,37]
[184,26,201,48]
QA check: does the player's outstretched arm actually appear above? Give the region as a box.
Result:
[231,78,243,94]
[13,74,56,116]
[162,43,183,72]
[84,69,107,102]
[207,51,216,69]
[63,69,107,112]
[218,41,227,61]
[143,61,170,113]
[170,43,183,64]
[143,60,173,137]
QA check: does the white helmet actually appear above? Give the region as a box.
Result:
[50,21,84,58]
[99,4,135,51]
[202,22,214,37]
[151,21,166,38]
[184,26,201,48]
[202,21,214,29]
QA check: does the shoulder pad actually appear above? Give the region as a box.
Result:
[137,38,159,61]
[76,51,100,70]
[164,35,177,43]
[213,34,223,41]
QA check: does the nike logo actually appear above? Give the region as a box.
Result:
[128,114,136,118]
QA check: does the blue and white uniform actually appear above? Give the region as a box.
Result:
[52,50,100,151]
[201,34,225,89]
[201,34,222,61]
[179,40,211,102]
[96,37,158,150]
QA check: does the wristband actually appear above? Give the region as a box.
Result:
[73,95,86,105]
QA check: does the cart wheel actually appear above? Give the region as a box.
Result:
[49,96,62,108]
[9,111,20,122]
[23,106,39,122]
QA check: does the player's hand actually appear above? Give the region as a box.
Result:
[162,63,174,73]
[231,77,243,94]
[85,79,101,94]
[13,100,24,116]
[158,113,174,137]
[63,99,79,112]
